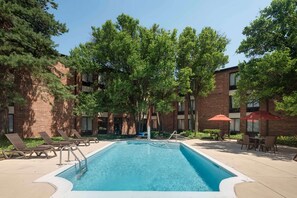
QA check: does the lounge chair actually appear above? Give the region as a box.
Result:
[71,129,99,143]
[39,131,76,149]
[259,136,277,153]
[241,134,255,150]
[57,130,90,146]
[4,133,56,159]
[137,132,148,138]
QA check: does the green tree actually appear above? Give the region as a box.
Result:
[0,0,71,133]
[139,25,179,135]
[69,14,181,136]
[177,27,229,132]
[237,0,297,115]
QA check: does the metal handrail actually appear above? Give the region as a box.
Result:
[69,146,88,178]
[58,145,88,178]
[167,130,178,142]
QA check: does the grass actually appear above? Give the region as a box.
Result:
[0,135,66,152]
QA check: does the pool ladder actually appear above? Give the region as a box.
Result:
[59,145,88,179]
[167,130,178,142]
[69,146,88,179]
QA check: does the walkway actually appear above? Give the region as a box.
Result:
[185,139,297,198]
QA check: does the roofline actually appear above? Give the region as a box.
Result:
[215,65,238,73]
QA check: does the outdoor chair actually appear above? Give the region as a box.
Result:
[218,131,225,141]
[39,131,76,149]
[71,129,99,143]
[3,133,56,159]
[273,136,278,151]
[57,130,90,146]
[241,134,255,150]
[259,136,276,153]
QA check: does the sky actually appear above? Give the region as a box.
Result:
[51,0,272,68]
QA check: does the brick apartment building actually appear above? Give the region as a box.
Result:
[1,63,297,137]
[158,66,297,136]
[0,62,75,137]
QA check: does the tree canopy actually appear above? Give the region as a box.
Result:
[0,0,71,105]
[0,0,72,132]
[237,0,297,115]
[70,14,229,133]
[69,14,181,134]
[177,27,229,131]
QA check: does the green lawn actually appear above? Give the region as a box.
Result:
[0,136,65,152]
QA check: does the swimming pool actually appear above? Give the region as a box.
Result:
[36,141,252,197]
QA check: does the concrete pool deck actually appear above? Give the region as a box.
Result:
[0,139,296,198]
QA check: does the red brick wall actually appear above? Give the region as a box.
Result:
[13,63,74,137]
[161,66,297,136]
[162,110,176,132]
[198,68,237,133]
[259,100,297,136]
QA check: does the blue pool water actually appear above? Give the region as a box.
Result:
[58,141,235,191]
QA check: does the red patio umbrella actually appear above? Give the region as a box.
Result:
[208,114,232,121]
[208,114,231,138]
[241,111,281,135]
[241,111,281,121]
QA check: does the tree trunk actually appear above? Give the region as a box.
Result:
[137,112,141,133]
[188,94,194,131]
[108,113,114,134]
[157,112,160,131]
[146,106,152,140]
[194,96,199,135]
[128,113,136,135]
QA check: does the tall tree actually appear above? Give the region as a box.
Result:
[0,0,70,133]
[69,14,181,136]
[177,27,229,132]
[139,25,179,137]
[237,0,297,115]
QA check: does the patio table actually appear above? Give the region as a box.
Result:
[249,136,265,150]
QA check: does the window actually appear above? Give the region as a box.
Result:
[247,100,260,112]
[8,114,14,133]
[8,105,14,133]
[188,99,195,113]
[81,117,93,132]
[229,118,240,133]
[229,72,240,90]
[82,73,94,93]
[246,120,259,133]
[177,119,185,130]
[82,73,93,86]
[98,117,108,134]
[229,96,240,113]
[188,119,193,130]
[178,102,185,114]
[98,75,106,89]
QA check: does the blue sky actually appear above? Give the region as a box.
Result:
[51,0,272,68]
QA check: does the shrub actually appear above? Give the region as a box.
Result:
[203,129,221,134]
[276,136,297,147]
